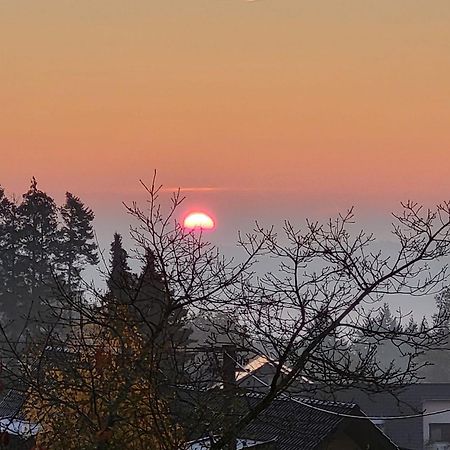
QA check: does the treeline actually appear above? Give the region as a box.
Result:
[0,179,191,350]
[0,178,98,339]
[1,179,450,384]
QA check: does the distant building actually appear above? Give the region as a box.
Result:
[0,390,37,449]
[332,383,450,450]
[178,387,400,450]
[239,395,400,450]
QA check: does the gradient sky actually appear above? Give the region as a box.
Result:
[1,0,450,247]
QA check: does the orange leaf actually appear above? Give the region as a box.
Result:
[94,349,111,373]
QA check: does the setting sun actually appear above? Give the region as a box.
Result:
[183,212,215,230]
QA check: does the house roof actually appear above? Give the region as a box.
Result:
[332,383,450,450]
[174,387,399,450]
[236,356,291,382]
[186,436,273,450]
[0,390,26,419]
[0,390,39,437]
[241,395,399,450]
[231,355,310,390]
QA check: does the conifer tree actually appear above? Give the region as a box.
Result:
[105,239,192,383]
[134,250,192,383]
[18,178,59,290]
[351,303,406,373]
[434,287,450,329]
[0,189,28,327]
[59,192,98,291]
[0,187,13,303]
[107,233,134,305]
[416,290,450,381]
[16,178,60,336]
[0,187,19,323]
[135,250,166,334]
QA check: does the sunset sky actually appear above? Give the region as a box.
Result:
[2,0,450,248]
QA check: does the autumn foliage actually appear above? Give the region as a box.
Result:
[24,305,183,450]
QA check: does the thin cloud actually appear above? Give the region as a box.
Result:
[161,187,231,193]
[160,186,302,193]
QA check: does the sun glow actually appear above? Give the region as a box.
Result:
[183,212,215,230]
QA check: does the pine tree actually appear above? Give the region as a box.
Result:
[59,192,98,292]
[0,187,16,321]
[134,250,165,334]
[373,303,403,368]
[18,178,59,290]
[417,289,450,381]
[17,178,60,336]
[105,240,191,383]
[107,233,134,305]
[0,187,13,306]
[134,250,192,383]
[351,303,405,373]
[0,187,28,336]
[434,288,450,329]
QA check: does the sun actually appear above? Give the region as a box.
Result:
[183,212,215,230]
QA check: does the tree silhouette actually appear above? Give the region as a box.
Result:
[58,192,98,293]
[3,179,450,450]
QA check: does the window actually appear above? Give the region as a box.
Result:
[430,423,450,443]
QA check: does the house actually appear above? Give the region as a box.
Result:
[331,383,450,450]
[235,356,310,391]
[240,395,399,450]
[186,436,277,450]
[178,388,400,450]
[0,389,37,449]
[206,354,311,392]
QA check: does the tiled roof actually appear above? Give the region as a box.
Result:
[236,356,291,382]
[333,383,450,450]
[0,390,26,420]
[175,387,399,449]
[241,395,397,450]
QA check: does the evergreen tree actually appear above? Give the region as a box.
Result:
[352,303,405,372]
[434,288,450,329]
[105,239,192,382]
[136,250,191,340]
[374,304,408,371]
[405,315,419,334]
[417,290,450,381]
[0,187,13,300]
[59,192,98,291]
[134,250,192,382]
[0,182,99,343]
[0,186,10,249]
[0,187,16,321]
[17,178,60,336]
[0,188,28,334]
[107,233,134,305]
[134,250,165,333]
[18,178,59,291]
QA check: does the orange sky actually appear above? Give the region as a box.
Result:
[1,0,450,232]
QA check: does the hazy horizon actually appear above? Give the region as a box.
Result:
[2,1,450,319]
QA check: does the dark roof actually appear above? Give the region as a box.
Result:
[174,387,399,450]
[333,383,450,450]
[0,390,26,420]
[241,395,399,450]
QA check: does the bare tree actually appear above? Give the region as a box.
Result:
[209,202,450,449]
[2,177,450,450]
